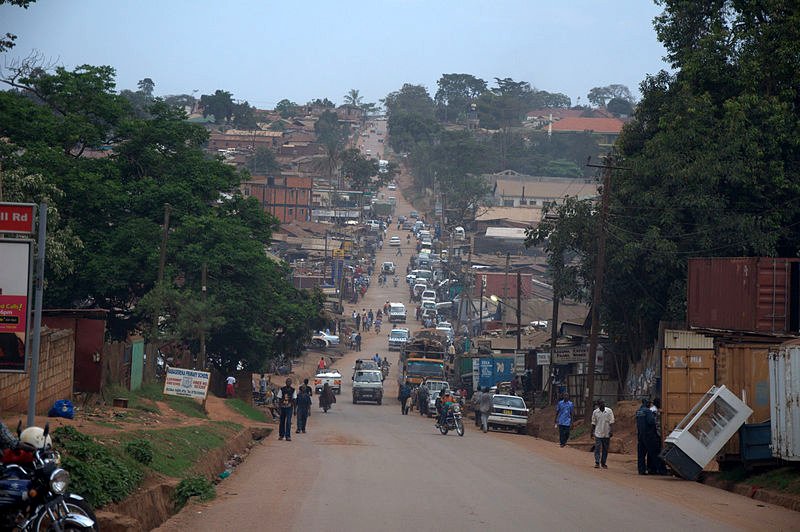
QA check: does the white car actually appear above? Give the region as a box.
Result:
[487,394,529,434]
[389,236,401,246]
[311,331,339,348]
[388,183,397,191]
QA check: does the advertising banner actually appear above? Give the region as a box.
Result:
[0,239,33,373]
[163,367,211,399]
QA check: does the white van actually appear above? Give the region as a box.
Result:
[388,302,407,323]
[454,226,466,240]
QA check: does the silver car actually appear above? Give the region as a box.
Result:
[487,394,529,434]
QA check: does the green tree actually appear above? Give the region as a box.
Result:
[383,84,435,118]
[315,110,347,180]
[200,89,234,122]
[275,98,299,118]
[602,0,800,363]
[137,77,155,97]
[340,148,379,191]
[246,146,280,175]
[587,84,633,107]
[606,97,634,116]
[434,73,487,122]
[232,100,257,129]
[343,88,363,107]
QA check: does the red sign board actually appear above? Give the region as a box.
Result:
[0,203,36,234]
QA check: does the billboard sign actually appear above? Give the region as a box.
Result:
[163,367,211,399]
[0,203,36,234]
[0,239,34,373]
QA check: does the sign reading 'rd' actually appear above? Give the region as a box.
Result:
[0,203,36,234]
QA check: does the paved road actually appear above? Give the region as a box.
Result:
[157,129,799,532]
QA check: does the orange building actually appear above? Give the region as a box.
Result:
[243,175,313,224]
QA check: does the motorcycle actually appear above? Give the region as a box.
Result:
[436,404,465,436]
[1,424,97,531]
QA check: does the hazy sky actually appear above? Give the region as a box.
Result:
[2,0,668,109]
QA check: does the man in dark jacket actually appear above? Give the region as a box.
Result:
[296,379,312,434]
[399,380,411,415]
[635,398,658,474]
[277,378,297,441]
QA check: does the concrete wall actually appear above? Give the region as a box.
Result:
[0,327,75,415]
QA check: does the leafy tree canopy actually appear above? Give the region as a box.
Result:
[602,0,800,361]
[0,62,323,371]
[200,89,234,123]
[275,98,300,118]
[587,84,634,107]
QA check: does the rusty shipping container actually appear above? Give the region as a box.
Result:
[687,257,800,335]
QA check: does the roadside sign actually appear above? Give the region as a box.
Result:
[0,203,36,234]
[0,239,34,373]
[537,352,550,365]
[163,367,210,399]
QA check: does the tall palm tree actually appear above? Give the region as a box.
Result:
[343,89,363,107]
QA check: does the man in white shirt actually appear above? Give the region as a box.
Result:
[591,400,615,469]
[225,375,236,398]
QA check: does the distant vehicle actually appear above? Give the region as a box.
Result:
[402,220,414,230]
[388,183,397,191]
[314,369,342,394]
[311,331,339,347]
[389,236,401,246]
[382,261,396,274]
[388,302,407,323]
[409,211,419,219]
[421,289,437,302]
[397,215,406,223]
[352,369,384,404]
[487,394,530,434]
[388,328,410,350]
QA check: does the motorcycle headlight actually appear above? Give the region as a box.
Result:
[49,468,70,494]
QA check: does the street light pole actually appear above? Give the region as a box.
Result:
[479,276,484,335]
[516,271,522,351]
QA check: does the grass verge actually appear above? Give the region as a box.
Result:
[54,420,243,508]
[225,398,269,422]
[106,382,207,419]
[717,465,800,495]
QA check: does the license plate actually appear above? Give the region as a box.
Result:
[503,409,513,415]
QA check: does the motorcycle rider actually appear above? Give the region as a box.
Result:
[436,389,456,428]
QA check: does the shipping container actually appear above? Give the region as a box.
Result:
[770,343,800,461]
[662,330,715,436]
[687,257,800,334]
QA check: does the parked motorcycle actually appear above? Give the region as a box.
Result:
[436,404,465,436]
[1,425,97,531]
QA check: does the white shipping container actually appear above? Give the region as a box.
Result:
[769,343,800,461]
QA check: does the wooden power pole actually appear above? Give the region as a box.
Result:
[584,159,614,422]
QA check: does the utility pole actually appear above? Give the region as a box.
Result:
[479,276,485,335]
[199,262,207,370]
[550,255,561,404]
[584,158,614,423]
[516,271,522,351]
[503,252,510,334]
[323,231,329,283]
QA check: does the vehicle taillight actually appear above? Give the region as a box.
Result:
[314,379,321,385]
[334,380,341,385]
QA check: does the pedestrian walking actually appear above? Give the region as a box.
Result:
[276,378,297,441]
[635,398,658,474]
[295,379,312,433]
[591,400,615,468]
[396,246,402,256]
[258,373,268,401]
[355,332,362,352]
[399,380,411,415]
[471,388,483,427]
[555,392,575,447]
[225,375,236,398]
[355,312,361,332]
[319,382,336,413]
[479,387,493,432]
[317,357,326,372]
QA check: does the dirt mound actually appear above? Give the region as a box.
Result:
[527,400,641,455]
